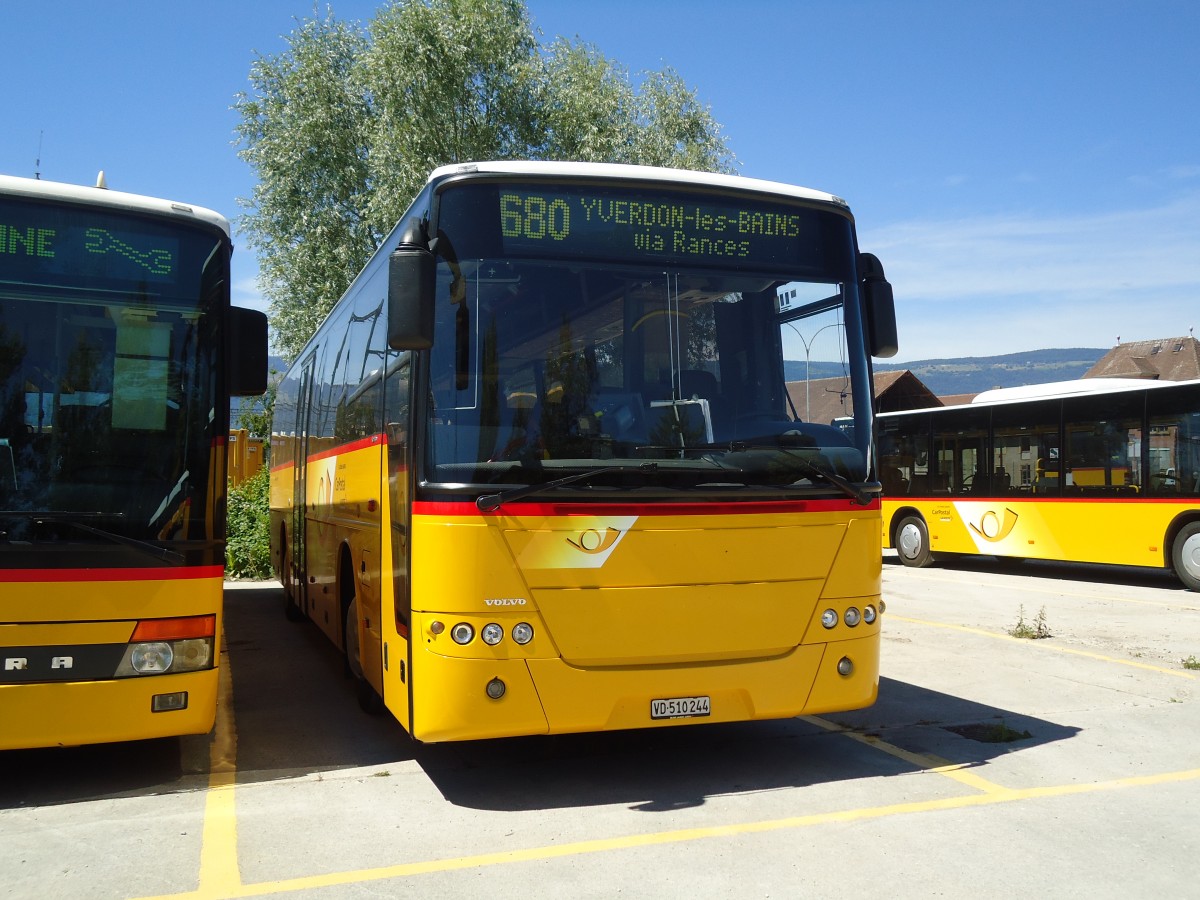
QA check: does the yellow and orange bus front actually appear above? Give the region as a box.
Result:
[0,567,222,750]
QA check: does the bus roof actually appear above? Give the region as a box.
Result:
[879,376,1200,417]
[427,161,848,208]
[0,173,230,237]
[970,378,1172,404]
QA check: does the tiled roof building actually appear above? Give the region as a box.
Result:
[1084,336,1200,381]
[786,370,941,425]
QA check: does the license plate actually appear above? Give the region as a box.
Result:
[650,696,711,720]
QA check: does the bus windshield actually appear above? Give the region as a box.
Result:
[0,198,226,561]
[423,182,870,493]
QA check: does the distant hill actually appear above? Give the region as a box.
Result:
[788,348,1107,397]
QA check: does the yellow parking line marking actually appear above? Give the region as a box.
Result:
[196,631,243,897]
[886,568,1200,611]
[140,766,1200,899]
[890,614,1198,680]
[801,715,1010,794]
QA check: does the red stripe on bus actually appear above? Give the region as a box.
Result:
[306,433,386,464]
[0,565,225,583]
[413,498,875,518]
[895,495,1191,504]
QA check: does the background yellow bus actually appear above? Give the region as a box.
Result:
[270,161,898,742]
[0,174,266,750]
[878,378,1200,590]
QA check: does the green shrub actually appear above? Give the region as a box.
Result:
[226,467,272,580]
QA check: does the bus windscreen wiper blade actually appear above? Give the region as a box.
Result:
[47,517,185,564]
[476,462,659,512]
[720,442,875,506]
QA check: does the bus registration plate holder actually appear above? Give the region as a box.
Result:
[650,696,711,720]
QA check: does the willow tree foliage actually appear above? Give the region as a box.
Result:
[235,0,737,361]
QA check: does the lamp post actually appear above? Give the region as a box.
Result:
[791,322,842,419]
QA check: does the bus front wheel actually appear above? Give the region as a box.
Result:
[345,597,384,714]
[896,515,933,568]
[1171,522,1200,592]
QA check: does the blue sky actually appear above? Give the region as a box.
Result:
[3,1,1197,363]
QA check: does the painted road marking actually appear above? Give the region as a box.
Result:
[138,764,1200,899]
[886,568,1200,612]
[138,612,1195,898]
[890,614,1198,680]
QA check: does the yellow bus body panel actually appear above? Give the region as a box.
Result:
[406,504,881,742]
[0,670,218,750]
[883,497,1193,568]
[0,573,223,750]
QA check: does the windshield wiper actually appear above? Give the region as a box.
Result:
[476,462,660,512]
[5,512,187,564]
[720,442,876,506]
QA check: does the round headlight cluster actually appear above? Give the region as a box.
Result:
[440,622,535,646]
[821,605,880,629]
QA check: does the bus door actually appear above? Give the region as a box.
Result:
[291,352,317,617]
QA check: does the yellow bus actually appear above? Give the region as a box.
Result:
[270,161,898,741]
[0,174,266,750]
[878,378,1200,589]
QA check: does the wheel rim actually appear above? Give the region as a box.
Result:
[1180,531,1200,584]
[898,522,923,560]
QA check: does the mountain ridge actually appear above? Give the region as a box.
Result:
[788,347,1108,396]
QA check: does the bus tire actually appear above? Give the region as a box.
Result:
[1171,521,1200,592]
[896,515,933,568]
[345,597,384,715]
[282,529,305,622]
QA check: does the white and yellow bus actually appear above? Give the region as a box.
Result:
[879,378,1200,589]
[0,174,266,750]
[270,161,898,741]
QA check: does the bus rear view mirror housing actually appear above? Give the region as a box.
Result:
[388,237,436,351]
[229,307,269,396]
[860,252,898,359]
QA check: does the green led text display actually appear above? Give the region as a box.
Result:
[492,185,827,269]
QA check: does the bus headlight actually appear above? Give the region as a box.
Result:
[451,623,475,645]
[821,609,838,629]
[863,605,878,624]
[512,622,534,645]
[844,607,862,627]
[131,642,173,674]
[171,638,212,672]
[481,623,504,645]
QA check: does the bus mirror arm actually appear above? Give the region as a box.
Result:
[860,252,899,359]
[387,221,436,351]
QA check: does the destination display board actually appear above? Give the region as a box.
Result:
[1,199,182,288]
[439,180,851,274]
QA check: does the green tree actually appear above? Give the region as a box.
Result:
[235,0,736,361]
[235,13,374,358]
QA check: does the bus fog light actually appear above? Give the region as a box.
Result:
[481,623,503,645]
[151,691,189,712]
[844,607,862,627]
[486,677,506,700]
[451,623,475,645]
[512,622,534,645]
[863,605,877,624]
[131,642,173,674]
[171,639,212,672]
[821,609,838,629]
[837,656,854,677]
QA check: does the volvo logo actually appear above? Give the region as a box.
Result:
[484,598,527,607]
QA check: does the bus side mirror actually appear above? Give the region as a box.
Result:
[229,307,269,396]
[388,243,436,350]
[860,252,899,359]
